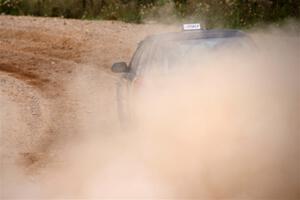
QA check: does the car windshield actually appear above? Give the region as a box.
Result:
[131,36,253,76]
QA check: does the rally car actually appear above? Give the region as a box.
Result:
[111,24,254,125]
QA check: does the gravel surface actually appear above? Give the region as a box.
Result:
[0,15,173,187]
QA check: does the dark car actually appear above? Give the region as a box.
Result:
[111,28,254,125]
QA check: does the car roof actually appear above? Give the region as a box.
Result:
[143,29,247,43]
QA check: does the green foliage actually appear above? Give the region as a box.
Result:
[0,0,299,28]
[0,0,22,14]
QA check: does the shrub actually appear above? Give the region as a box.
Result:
[0,0,22,14]
[0,0,299,28]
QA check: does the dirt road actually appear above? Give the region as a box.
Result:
[0,16,174,197]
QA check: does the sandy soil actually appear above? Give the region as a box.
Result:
[0,15,171,187]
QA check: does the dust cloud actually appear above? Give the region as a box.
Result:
[132,24,300,198]
[1,23,300,199]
